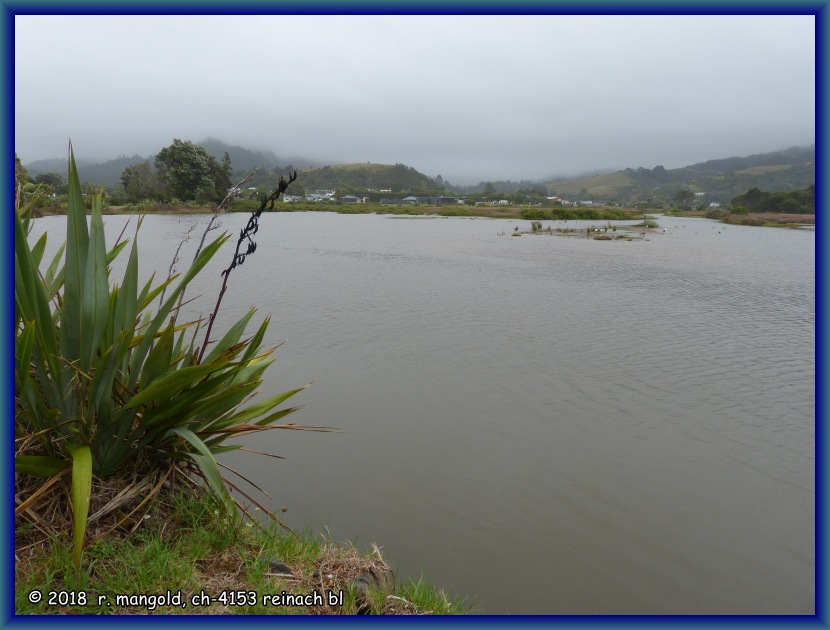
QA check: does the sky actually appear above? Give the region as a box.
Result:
[14,14,816,185]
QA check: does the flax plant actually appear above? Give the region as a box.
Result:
[15,146,325,567]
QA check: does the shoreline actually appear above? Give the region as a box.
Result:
[29,203,815,228]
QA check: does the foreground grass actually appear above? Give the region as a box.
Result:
[15,488,469,616]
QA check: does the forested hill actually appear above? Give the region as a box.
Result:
[21,142,813,204]
[541,145,814,205]
[199,138,319,172]
[25,155,149,188]
[294,162,444,195]
[23,139,316,188]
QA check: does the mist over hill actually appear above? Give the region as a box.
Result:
[198,138,321,172]
[21,141,814,206]
[22,139,320,188]
[541,145,814,205]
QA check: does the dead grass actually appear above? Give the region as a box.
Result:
[15,479,459,615]
[720,212,815,227]
[752,212,814,225]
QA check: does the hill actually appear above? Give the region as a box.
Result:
[294,162,444,195]
[542,145,815,206]
[26,154,152,188]
[22,142,814,204]
[198,138,319,173]
[23,139,320,188]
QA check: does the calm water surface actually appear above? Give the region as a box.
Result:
[29,212,815,614]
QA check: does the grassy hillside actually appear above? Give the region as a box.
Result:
[23,143,814,206]
[544,145,815,206]
[295,162,444,195]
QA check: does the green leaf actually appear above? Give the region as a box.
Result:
[140,379,255,432]
[114,238,139,341]
[165,427,233,514]
[61,146,89,363]
[45,241,66,293]
[88,332,132,427]
[201,308,255,364]
[239,316,270,363]
[226,385,309,427]
[140,323,176,389]
[15,206,63,412]
[202,407,303,448]
[15,455,70,477]
[122,360,232,411]
[30,232,48,268]
[79,193,109,372]
[66,444,92,569]
[128,233,228,390]
[227,351,275,387]
[15,320,36,393]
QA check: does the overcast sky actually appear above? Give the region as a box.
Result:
[15,14,815,184]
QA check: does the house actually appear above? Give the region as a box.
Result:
[339,195,362,203]
[381,196,462,205]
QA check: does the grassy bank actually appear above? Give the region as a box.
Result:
[32,199,659,221]
[645,209,816,228]
[718,212,815,228]
[15,485,469,616]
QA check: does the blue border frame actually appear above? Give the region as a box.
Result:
[817,0,827,624]
[4,2,824,627]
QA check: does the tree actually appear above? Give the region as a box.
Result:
[215,152,233,197]
[673,188,694,210]
[15,153,29,191]
[731,187,766,213]
[483,181,496,197]
[154,139,231,203]
[34,172,66,195]
[120,161,162,202]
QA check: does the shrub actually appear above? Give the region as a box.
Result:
[15,148,325,567]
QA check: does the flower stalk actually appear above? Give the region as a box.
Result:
[197,171,297,363]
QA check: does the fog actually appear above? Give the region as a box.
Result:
[14,14,815,184]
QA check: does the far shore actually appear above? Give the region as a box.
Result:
[29,203,815,228]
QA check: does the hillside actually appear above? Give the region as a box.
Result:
[543,145,815,206]
[23,139,318,188]
[25,155,148,188]
[199,138,319,173]
[295,162,444,195]
[21,142,814,204]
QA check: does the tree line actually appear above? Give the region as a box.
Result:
[730,185,814,214]
[15,139,236,206]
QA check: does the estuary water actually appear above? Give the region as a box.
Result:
[28,211,815,614]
